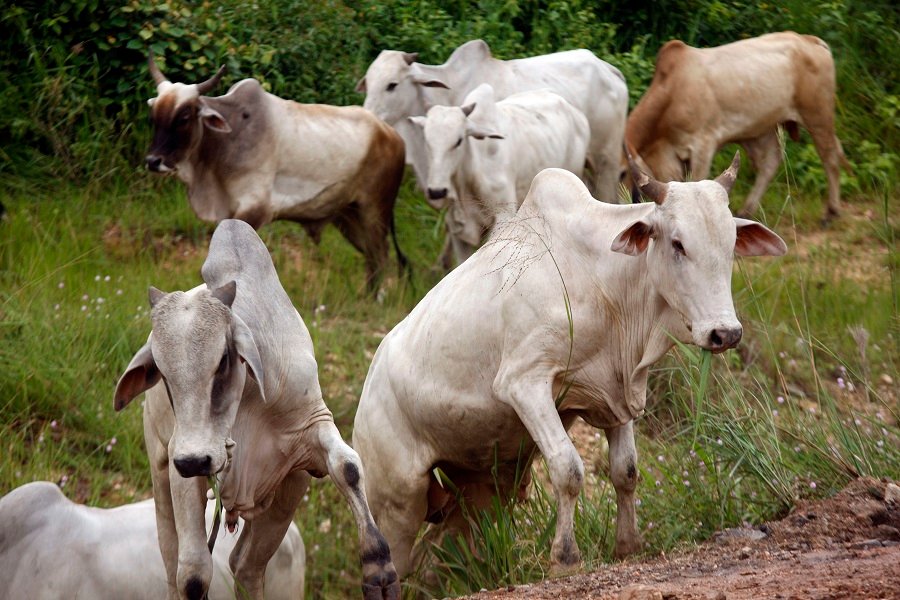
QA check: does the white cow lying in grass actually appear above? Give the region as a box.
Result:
[409,83,589,266]
[114,219,398,600]
[0,481,304,599]
[353,155,787,577]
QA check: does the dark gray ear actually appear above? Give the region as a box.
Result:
[232,314,265,402]
[114,342,160,411]
[211,280,237,308]
[149,286,166,307]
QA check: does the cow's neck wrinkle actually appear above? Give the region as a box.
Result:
[570,201,677,419]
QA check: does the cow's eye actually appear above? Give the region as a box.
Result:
[672,240,685,256]
[386,82,398,92]
[453,137,463,149]
[216,352,228,374]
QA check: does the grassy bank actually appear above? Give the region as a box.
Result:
[1,159,897,597]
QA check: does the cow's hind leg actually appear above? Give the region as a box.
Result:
[335,203,390,295]
[804,120,846,222]
[737,130,783,217]
[310,421,401,599]
[605,421,641,558]
[229,469,311,598]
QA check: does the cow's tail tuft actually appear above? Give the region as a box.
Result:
[391,209,414,290]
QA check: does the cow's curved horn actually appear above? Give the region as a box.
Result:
[626,146,668,204]
[196,65,226,95]
[402,52,419,65]
[714,151,741,193]
[148,50,167,86]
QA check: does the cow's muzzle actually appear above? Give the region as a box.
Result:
[173,454,213,478]
[145,154,173,173]
[427,187,448,201]
[705,326,742,353]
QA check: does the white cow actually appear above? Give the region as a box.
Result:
[353,155,787,578]
[357,39,628,203]
[408,83,589,266]
[114,220,398,600]
[0,481,304,600]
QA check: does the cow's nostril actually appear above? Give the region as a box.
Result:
[427,187,448,200]
[145,156,162,171]
[173,455,212,478]
[708,327,742,351]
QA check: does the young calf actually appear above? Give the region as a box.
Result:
[410,83,589,266]
[115,219,398,600]
[0,481,304,599]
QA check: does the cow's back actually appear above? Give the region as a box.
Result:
[494,90,590,194]
[627,31,836,163]
[0,483,305,600]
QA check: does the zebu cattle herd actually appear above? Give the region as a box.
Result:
[5,28,857,599]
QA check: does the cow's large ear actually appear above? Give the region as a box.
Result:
[407,115,427,129]
[611,219,654,256]
[355,76,366,93]
[199,103,232,133]
[211,280,237,308]
[232,314,266,402]
[734,218,788,257]
[411,73,450,89]
[466,126,504,140]
[114,342,160,411]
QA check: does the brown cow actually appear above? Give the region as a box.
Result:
[145,55,408,292]
[626,31,850,221]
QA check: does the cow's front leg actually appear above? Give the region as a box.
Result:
[169,462,213,600]
[311,421,400,599]
[493,374,584,572]
[147,438,179,599]
[229,469,310,598]
[605,420,641,558]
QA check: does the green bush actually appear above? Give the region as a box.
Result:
[4,0,894,189]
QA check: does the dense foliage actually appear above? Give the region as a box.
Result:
[1,0,897,186]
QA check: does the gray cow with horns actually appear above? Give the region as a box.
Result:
[114,220,399,600]
[144,55,407,293]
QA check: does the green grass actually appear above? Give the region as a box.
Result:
[1,143,897,598]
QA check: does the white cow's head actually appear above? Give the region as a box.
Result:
[409,99,504,210]
[145,52,229,174]
[612,152,787,352]
[356,50,450,124]
[114,282,265,478]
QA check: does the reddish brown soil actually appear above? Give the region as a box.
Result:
[460,477,900,600]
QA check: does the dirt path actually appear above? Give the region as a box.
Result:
[460,478,900,600]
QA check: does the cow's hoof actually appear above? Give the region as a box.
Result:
[362,579,401,600]
[614,538,643,559]
[549,557,582,578]
[820,209,839,228]
[550,535,582,576]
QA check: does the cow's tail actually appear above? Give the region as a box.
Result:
[391,209,414,289]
